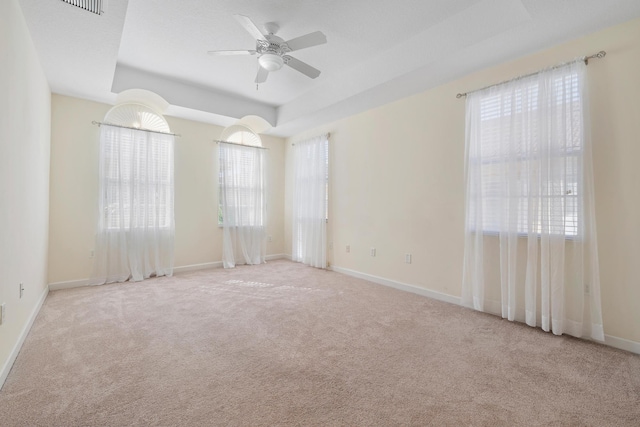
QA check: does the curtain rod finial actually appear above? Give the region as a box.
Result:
[585,50,606,65]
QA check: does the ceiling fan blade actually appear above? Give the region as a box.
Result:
[207,50,256,56]
[285,31,327,52]
[284,56,321,79]
[255,66,269,84]
[234,14,267,41]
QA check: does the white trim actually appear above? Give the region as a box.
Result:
[174,254,286,274]
[265,253,287,261]
[330,265,461,306]
[329,265,640,355]
[0,285,49,390]
[50,255,290,288]
[48,278,89,291]
[173,261,223,274]
[604,334,640,355]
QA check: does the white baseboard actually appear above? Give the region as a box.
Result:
[266,253,287,261]
[50,254,290,289]
[330,265,461,306]
[604,334,640,355]
[48,278,89,291]
[0,285,48,390]
[329,265,640,356]
[173,261,223,274]
[174,254,287,274]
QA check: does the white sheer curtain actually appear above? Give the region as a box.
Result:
[462,60,604,341]
[219,142,266,268]
[292,134,329,268]
[91,125,175,284]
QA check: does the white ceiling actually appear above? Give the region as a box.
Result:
[17,0,640,137]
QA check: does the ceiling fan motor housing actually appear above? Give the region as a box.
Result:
[256,35,293,70]
[257,36,290,56]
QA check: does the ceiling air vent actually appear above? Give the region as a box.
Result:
[60,0,103,15]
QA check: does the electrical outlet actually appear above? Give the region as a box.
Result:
[1,303,5,325]
[370,247,376,257]
[89,249,95,258]
[585,283,590,295]
[405,253,412,264]
[329,241,333,250]
[346,245,350,253]
[268,235,272,242]
[19,283,24,299]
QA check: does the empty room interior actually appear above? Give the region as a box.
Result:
[2,0,640,425]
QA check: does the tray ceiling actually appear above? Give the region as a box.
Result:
[17,0,640,136]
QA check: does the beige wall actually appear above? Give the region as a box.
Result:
[0,0,51,381]
[48,95,285,284]
[285,18,640,344]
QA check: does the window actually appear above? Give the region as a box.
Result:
[468,69,582,237]
[221,125,262,147]
[100,104,174,230]
[325,140,329,221]
[292,134,329,268]
[218,126,264,226]
[295,138,329,221]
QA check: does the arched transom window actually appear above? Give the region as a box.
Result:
[220,124,262,147]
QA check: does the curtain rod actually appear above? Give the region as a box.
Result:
[291,132,331,146]
[215,140,269,150]
[92,121,181,137]
[455,51,606,99]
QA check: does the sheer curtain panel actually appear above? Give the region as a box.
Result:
[219,142,266,268]
[292,134,329,268]
[462,60,604,341]
[91,125,175,284]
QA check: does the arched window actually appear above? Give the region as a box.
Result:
[104,103,170,133]
[220,124,262,147]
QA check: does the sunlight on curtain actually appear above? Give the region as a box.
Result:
[292,134,329,269]
[91,125,175,284]
[462,60,604,341]
[219,142,266,268]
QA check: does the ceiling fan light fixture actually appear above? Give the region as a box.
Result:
[258,53,284,71]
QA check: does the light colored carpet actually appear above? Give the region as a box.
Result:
[0,260,638,426]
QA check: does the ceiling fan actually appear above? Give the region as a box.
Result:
[208,15,327,84]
